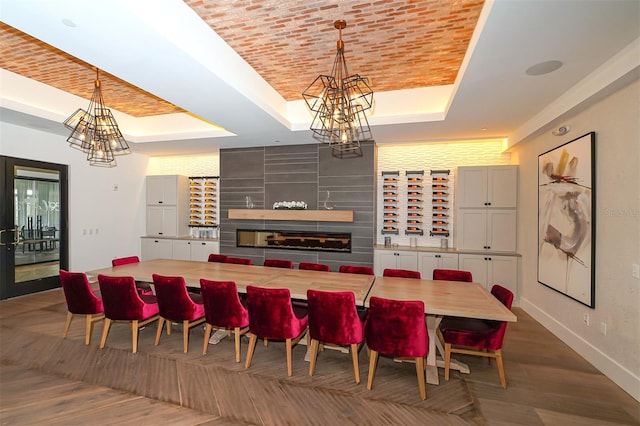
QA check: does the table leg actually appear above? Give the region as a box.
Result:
[425,314,441,385]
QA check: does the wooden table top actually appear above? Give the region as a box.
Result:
[366,276,517,322]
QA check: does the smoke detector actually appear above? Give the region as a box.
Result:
[552,125,571,136]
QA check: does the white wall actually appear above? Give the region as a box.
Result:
[511,78,640,400]
[0,122,149,271]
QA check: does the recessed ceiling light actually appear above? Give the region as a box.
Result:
[62,18,76,28]
[526,60,563,76]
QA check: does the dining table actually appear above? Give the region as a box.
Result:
[365,275,517,385]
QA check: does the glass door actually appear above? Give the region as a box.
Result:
[0,156,68,299]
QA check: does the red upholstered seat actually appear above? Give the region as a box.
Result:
[152,274,206,353]
[433,269,473,282]
[226,257,253,265]
[307,289,365,383]
[365,296,429,400]
[111,255,154,295]
[200,279,250,362]
[208,253,228,263]
[98,274,159,353]
[383,268,421,279]
[245,285,309,376]
[299,262,331,272]
[264,258,294,269]
[59,269,104,345]
[338,265,374,275]
[439,284,514,388]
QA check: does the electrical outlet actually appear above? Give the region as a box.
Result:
[632,263,640,279]
[583,313,590,326]
[600,322,607,335]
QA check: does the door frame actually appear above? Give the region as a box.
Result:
[0,155,69,299]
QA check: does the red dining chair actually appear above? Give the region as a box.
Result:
[339,265,375,275]
[208,253,228,263]
[299,262,331,272]
[383,268,421,279]
[200,279,250,362]
[98,274,159,353]
[365,296,429,400]
[59,269,104,345]
[226,257,253,265]
[152,274,206,353]
[244,285,309,376]
[264,258,294,269]
[433,269,473,282]
[111,255,154,295]
[440,284,514,388]
[307,289,365,383]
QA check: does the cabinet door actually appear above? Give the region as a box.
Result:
[396,251,418,271]
[488,166,517,208]
[457,167,488,208]
[162,207,178,237]
[190,241,219,261]
[146,175,178,205]
[457,209,488,250]
[458,254,489,288]
[487,209,516,252]
[418,252,440,279]
[141,238,173,261]
[440,253,459,270]
[146,206,164,236]
[487,256,518,297]
[374,250,399,276]
[172,240,191,261]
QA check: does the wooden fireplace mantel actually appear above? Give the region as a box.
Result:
[228,209,354,222]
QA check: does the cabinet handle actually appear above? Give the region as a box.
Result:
[201,242,206,245]
[154,240,159,243]
[488,202,492,206]
[158,232,163,235]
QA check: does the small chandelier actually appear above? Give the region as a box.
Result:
[63,68,130,167]
[303,20,373,155]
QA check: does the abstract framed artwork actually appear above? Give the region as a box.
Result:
[538,131,596,308]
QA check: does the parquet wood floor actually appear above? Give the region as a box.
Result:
[1,289,638,425]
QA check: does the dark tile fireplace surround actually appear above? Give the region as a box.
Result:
[219,142,375,270]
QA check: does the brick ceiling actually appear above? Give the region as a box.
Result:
[0,0,483,118]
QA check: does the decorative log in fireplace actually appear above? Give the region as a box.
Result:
[237,229,351,253]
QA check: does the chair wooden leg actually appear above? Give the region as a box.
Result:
[308,339,320,377]
[63,312,73,338]
[444,343,452,381]
[245,333,258,369]
[495,349,507,388]
[155,318,164,346]
[166,321,172,335]
[367,350,379,390]
[100,318,111,349]
[132,320,139,353]
[202,324,212,355]
[415,357,427,400]
[234,327,242,362]
[350,343,360,384]
[84,314,93,345]
[286,338,293,377]
[264,338,268,347]
[182,320,190,353]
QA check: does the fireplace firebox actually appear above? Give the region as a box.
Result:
[236,229,351,253]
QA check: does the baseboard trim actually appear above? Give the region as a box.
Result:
[520,297,639,402]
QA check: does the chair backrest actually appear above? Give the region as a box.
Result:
[112,256,140,267]
[264,259,294,269]
[383,268,421,279]
[246,285,306,339]
[365,296,428,358]
[98,274,148,320]
[484,285,515,350]
[338,265,374,275]
[226,257,253,265]
[152,274,200,321]
[433,269,472,282]
[208,253,228,263]
[59,269,103,314]
[307,289,364,345]
[199,279,249,328]
[299,262,330,272]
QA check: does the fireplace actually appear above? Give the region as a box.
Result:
[237,229,351,253]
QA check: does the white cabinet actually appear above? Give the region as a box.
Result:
[145,175,189,237]
[172,240,192,261]
[458,253,518,296]
[374,249,418,276]
[457,209,516,252]
[172,239,220,262]
[457,166,518,208]
[418,252,458,280]
[141,238,173,261]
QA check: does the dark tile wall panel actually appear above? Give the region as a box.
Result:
[220,142,376,270]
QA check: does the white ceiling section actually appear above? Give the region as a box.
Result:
[1,0,639,156]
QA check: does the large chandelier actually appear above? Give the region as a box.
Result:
[303,20,373,155]
[63,68,130,167]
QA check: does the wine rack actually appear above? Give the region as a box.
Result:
[429,169,450,237]
[188,176,219,227]
[381,171,399,234]
[405,170,424,235]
